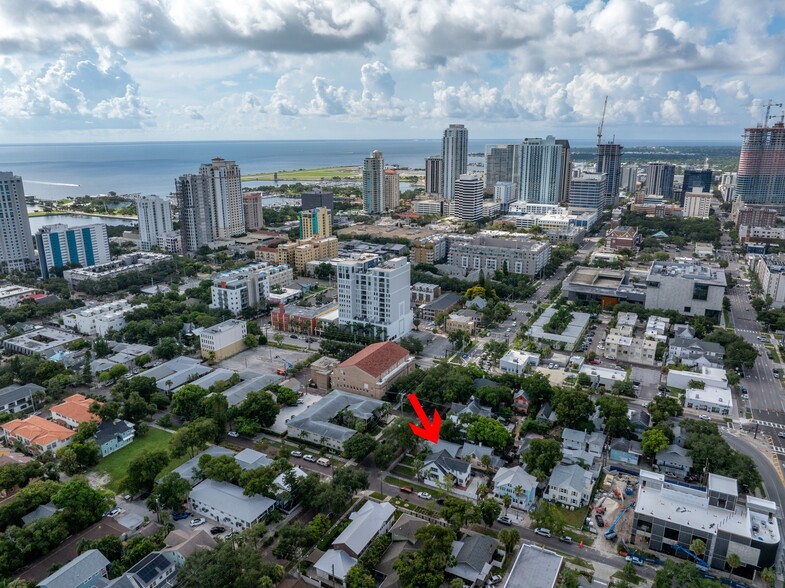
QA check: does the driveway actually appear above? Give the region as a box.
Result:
[269,391,324,434]
[630,366,661,402]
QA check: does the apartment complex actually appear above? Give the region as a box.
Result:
[337,256,413,341]
[645,162,676,199]
[683,190,712,219]
[519,136,565,205]
[176,158,245,252]
[455,174,484,221]
[644,261,726,319]
[447,235,551,276]
[137,195,173,251]
[199,319,247,361]
[274,236,338,273]
[62,300,146,337]
[485,144,519,194]
[299,206,332,239]
[737,122,785,207]
[596,141,623,206]
[411,235,448,264]
[0,171,36,273]
[36,223,111,280]
[62,251,170,289]
[734,205,777,228]
[752,254,785,307]
[425,155,443,196]
[243,192,264,230]
[363,150,385,214]
[210,262,294,314]
[602,312,659,366]
[301,190,334,215]
[384,170,400,211]
[0,285,38,308]
[442,124,469,200]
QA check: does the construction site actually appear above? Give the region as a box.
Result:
[586,471,639,559]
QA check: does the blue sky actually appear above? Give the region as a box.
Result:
[0,0,783,143]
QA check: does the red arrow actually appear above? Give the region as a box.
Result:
[407,393,441,444]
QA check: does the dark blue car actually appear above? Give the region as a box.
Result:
[172,511,190,521]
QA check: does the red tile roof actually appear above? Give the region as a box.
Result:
[50,394,101,425]
[1,416,75,446]
[337,341,410,378]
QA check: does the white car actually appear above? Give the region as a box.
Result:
[291,450,303,457]
[416,492,432,500]
[190,518,206,527]
[227,431,239,438]
[741,393,749,399]
[699,414,711,421]
[303,454,317,462]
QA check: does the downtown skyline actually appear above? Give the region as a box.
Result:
[0,1,782,144]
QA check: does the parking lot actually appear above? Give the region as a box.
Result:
[218,345,313,374]
[270,391,324,434]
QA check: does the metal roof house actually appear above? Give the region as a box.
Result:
[38,549,109,588]
[189,478,275,530]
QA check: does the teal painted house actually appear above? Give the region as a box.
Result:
[94,419,135,457]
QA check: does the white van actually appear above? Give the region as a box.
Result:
[316,457,331,467]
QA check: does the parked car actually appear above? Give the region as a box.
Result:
[559,535,573,544]
[595,514,605,527]
[625,555,644,566]
[190,518,206,527]
[291,450,303,457]
[210,526,226,535]
[741,393,749,399]
[316,457,331,467]
[436,497,445,505]
[534,528,552,537]
[417,491,432,500]
[227,431,239,438]
[778,432,785,439]
[303,454,316,462]
[699,414,711,421]
[105,506,121,518]
[172,511,190,521]
[399,487,413,493]
[486,574,503,586]
[497,515,512,526]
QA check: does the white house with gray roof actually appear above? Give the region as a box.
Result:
[668,336,725,368]
[543,463,595,508]
[314,501,395,585]
[420,450,471,488]
[286,389,386,451]
[445,533,501,586]
[655,444,693,479]
[189,478,275,530]
[38,549,109,588]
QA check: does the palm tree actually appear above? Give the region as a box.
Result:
[480,454,492,472]
[690,538,706,561]
[412,458,423,481]
[476,483,488,503]
[726,553,741,580]
[760,567,776,587]
[502,494,512,515]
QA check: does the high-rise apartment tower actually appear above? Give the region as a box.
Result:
[137,195,173,251]
[363,151,385,214]
[442,124,468,200]
[0,172,35,272]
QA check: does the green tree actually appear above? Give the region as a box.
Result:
[690,538,706,560]
[393,526,456,588]
[523,439,563,481]
[441,497,479,530]
[612,380,636,397]
[200,393,229,436]
[760,566,776,587]
[177,540,282,587]
[93,338,112,358]
[134,354,151,368]
[648,395,683,424]
[498,528,520,552]
[52,479,114,529]
[726,553,741,580]
[529,502,566,534]
[641,427,670,456]
[148,473,190,511]
[466,417,511,450]
[123,449,170,495]
[200,454,242,484]
[551,388,595,430]
[478,498,502,526]
[169,418,218,458]
[272,386,299,406]
[346,565,375,588]
[153,337,180,360]
[243,333,258,348]
[343,433,377,460]
[238,390,280,428]
[171,384,209,421]
[77,535,123,561]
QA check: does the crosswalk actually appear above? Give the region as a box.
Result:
[755,420,785,430]
[773,446,785,455]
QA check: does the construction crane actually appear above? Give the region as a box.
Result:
[597,95,609,145]
[673,544,710,571]
[274,355,293,376]
[763,99,783,128]
[604,501,635,539]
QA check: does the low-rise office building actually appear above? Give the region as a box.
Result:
[62,300,146,337]
[644,261,726,319]
[0,285,38,308]
[3,327,80,357]
[270,301,338,335]
[685,386,733,415]
[529,306,590,351]
[632,471,779,572]
[418,292,461,322]
[666,365,729,390]
[607,226,641,251]
[445,310,478,335]
[563,266,646,307]
[199,319,247,361]
[499,349,540,375]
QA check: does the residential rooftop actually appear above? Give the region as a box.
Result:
[503,544,563,588]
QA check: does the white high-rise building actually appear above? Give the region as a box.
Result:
[210,262,294,314]
[35,223,110,280]
[363,151,385,214]
[684,189,713,219]
[519,136,564,205]
[442,124,468,200]
[569,172,608,214]
[455,174,484,222]
[136,195,173,251]
[0,172,35,273]
[494,182,516,212]
[337,256,413,341]
[176,158,244,253]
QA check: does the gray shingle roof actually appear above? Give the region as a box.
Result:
[189,479,275,523]
[548,464,593,494]
[424,450,471,476]
[670,337,724,355]
[170,445,235,485]
[0,383,43,406]
[453,534,498,572]
[332,501,395,556]
[287,390,385,443]
[94,420,134,446]
[39,549,109,588]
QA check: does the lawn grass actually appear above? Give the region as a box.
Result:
[384,476,443,497]
[558,505,590,530]
[92,428,184,493]
[242,166,362,181]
